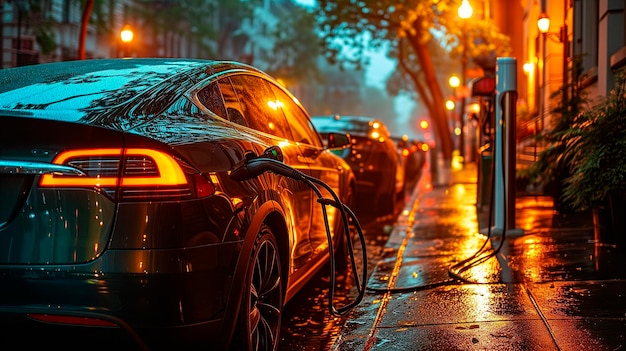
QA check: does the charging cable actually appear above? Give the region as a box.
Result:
[367,94,510,293]
[230,147,368,317]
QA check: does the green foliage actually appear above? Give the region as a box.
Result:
[518,57,589,197]
[266,6,323,83]
[34,27,56,54]
[563,71,626,210]
[315,0,513,161]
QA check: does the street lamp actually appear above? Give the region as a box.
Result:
[119,25,134,57]
[457,0,472,163]
[120,25,134,43]
[448,75,460,89]
[458,0,473,19]
[537,12,568,133]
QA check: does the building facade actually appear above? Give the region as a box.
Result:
[0,0,295,71]
[520,0,626,134]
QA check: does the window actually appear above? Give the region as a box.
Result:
[574,0,598,75]
[228,75,293,140]
[196,82,227,119]
[267,83,322,147]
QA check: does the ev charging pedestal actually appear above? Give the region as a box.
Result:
[481,57,524,237]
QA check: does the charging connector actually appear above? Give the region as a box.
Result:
[229,147,367,316]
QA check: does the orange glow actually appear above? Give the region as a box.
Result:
[469,103,480,114]
[445,99,456,110]
[120,25,134,43]
[267,100,284,110]
[420,143,429,152]
[122,148,187,186]
[40,148,188,188]
[448,75,461,88]
[40,148,122,187]
[537,13,550,33]
[458,1,473,19]
[523,61,534,75]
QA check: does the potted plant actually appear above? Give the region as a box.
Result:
[562,70,626,247]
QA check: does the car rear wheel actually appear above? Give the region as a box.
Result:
[233,224,283,351]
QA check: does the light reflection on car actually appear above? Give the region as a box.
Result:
[311,115,404,217]
[0,58,355,350]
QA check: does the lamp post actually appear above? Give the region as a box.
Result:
[458,0,472,163]
[537,12,568,133]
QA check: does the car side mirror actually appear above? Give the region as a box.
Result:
[326,132,351,149]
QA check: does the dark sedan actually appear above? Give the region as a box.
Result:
[0,58,355,350]
[392,135,427,196]
[311,115,404,217]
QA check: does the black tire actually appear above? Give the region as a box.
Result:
[233,224,283,351]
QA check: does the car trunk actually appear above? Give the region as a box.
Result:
[0,115,124,264]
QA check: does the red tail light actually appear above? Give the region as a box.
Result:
[26,313,119,327]
[39,148,215,201]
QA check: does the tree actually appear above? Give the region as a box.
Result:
[518,57,589,213]
[315,0,511,161]
[127,0,235,58]
[9,0,57,62]
[78,0,94,60]
[266,5,324,84]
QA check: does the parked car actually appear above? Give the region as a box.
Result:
[311,115,404,217]
[0,58,356,350]
[392,135,428,196]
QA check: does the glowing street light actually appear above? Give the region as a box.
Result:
[445,99,456,111]
[419,119,430,130]
[458,0,473,19]
[120,25,134,43]
[448,75,461,89]
[537,13,550,34]
[456,0,472,164]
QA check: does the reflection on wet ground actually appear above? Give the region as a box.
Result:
[502,196,626,351]
[279,211,395,351]
[503,196,626,283]
[280,185,626,350]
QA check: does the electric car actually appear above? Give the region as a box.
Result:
[311,115,404,217]
[0,58,355,350]
[392,135,427,196]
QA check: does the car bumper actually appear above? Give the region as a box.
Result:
[0,242,241,349]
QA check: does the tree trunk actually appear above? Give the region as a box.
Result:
[78,0,94,60]
[406,33,453,162]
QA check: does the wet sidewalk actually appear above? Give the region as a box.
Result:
[333,161,626,350]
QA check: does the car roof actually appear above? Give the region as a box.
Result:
[0,58,264,130]
[311,115,388,135]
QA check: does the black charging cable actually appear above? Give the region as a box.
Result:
[230,149,367,317]
[367,94,511,293]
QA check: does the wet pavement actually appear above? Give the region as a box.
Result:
[332,160,626,350]
[279,211,396,351]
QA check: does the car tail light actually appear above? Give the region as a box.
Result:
[39,148,215,201]
[26,313,119,327]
